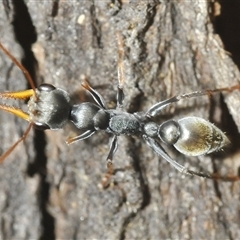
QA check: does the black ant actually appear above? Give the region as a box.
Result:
[0,35,240,184]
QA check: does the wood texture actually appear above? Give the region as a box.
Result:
[0,0,240,239]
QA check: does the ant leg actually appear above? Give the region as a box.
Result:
[144,135,189,173]
[106,135,118,174]
[116,32,125,109]
[66,130,95,145]
[146,85,240,117]
[144,136,240,181]
[101,135,118,188]
[81,77,106,109]
[186,169,240,181]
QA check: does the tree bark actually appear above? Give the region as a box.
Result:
[0,0,240,239]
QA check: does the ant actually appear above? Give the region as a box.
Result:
[0,35,240,184]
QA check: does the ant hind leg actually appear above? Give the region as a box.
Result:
[146,84,240,117]
[143,135,240,182]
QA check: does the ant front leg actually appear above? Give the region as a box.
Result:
[146,85,240,117]
[81,76,106,109]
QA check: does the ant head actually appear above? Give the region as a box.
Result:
[28,84,71,130]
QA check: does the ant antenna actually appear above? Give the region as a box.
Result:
[0,42,37,164]
[0,124,32,164]
[0,42,36,91]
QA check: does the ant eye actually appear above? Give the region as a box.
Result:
[33,122,50,130]
[38,83,56,92]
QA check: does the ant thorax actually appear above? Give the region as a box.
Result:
[108,110,143,135]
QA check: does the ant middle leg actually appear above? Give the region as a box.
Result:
[101,135,118,188]
[101,33,127,187]
[116,32,125,109]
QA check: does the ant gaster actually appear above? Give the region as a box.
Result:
[0,36,240,182]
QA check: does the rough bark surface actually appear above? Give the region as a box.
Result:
[0,0,240,239]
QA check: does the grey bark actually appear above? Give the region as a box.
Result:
[0,0,240,239]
